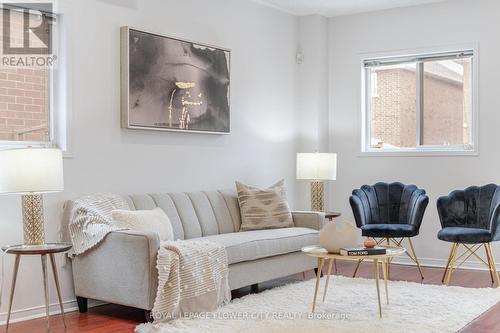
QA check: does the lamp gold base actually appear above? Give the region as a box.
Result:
[311,181,325,212]
[22,193,45,246]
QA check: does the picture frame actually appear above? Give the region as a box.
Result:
[120,26,231,134]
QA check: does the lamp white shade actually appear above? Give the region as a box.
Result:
[296,153,337,181]
[0,148,64,194]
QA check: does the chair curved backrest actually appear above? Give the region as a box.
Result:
[350,182,428,227]
[437,184,500,230]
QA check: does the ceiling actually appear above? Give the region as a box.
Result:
[251,0,453,17]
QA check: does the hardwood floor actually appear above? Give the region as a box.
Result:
[2,261,499,333]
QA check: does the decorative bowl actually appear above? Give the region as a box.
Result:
[319,220,361,253]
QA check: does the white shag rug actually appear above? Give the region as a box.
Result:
[136,276,500,333]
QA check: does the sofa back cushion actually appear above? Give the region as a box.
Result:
[125,190,242,240]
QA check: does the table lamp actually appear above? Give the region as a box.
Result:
[0,148,64,246]
[296,153,337,212]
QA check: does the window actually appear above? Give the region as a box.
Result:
[362,50,475,154]
[0,5,56,145]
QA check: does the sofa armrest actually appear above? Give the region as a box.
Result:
[292,211,326,230]
[71,230,160,310]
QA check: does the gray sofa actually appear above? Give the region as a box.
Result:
[65,189,324,315]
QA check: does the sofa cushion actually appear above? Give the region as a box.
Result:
[236,179,294,231]
[111,207,174,241]
[199,227,318,265]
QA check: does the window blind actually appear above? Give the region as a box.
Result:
[364,50,473,68]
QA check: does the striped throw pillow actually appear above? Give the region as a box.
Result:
[236,179,294,231]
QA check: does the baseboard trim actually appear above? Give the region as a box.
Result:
[390,256,495,271]
[0,299,104,325]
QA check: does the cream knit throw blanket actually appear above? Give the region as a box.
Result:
[68,193,130,256]
[153,240,231,322]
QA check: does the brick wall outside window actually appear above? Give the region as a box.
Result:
[0,8,50,142]
[370,60,471,149]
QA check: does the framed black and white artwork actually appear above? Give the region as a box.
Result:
[121,26,231,134]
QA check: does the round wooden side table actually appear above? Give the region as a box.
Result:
[2,243,72,332]
[324,212,341,221]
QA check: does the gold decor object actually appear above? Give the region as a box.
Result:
[0,148,64,247]
[311,181,325,212]
[297,153,337,212]
[168,81,204,129]
[22,193,45,245]
[364,238,377,248]
[175,82,196,89]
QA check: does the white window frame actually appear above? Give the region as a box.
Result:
[0,3,71,157]
[360,45,479,156]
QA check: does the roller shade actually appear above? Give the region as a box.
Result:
[364,50,473,68]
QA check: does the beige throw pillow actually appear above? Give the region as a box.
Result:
[236,179,294,231]
[111,207,174,241]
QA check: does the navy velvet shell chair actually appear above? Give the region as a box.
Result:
[437,184,500,286]
[350,182,429,280]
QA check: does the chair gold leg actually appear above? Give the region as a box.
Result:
[408,238,424,280]
[322,259,334,302]
[445,243,459,286]
[484,244,495,284]
[441,243,456,283]
[352,259,363,278]
[461,244,489,267]
[373,259,382,318]
[386,238,391,280]
[312,257,324,312]
[353,238,386,278]
[486,244,500,287]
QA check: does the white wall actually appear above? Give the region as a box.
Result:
[294,15,330,210]
[328,0,500,267]
[0,0,300,323]
[3,0,499,324]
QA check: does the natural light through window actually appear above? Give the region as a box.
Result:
[0,6,55,145]
[362,50,475,154]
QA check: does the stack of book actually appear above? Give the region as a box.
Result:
[339,247,387,256]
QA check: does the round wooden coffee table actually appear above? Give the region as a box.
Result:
[302,245,406,318]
